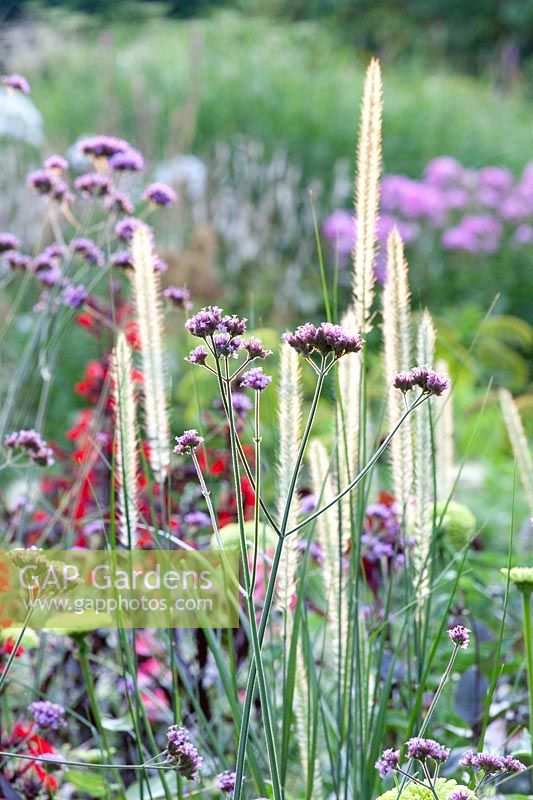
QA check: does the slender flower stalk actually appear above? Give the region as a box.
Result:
[412,311,436,599]
[499,388,533,516]
[382,228,413,511]
[112,331,139,547]
[275,341,302,611]
[353,57,382,335]
[131,224,170,482]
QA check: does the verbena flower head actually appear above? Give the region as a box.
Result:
[375,748,400,778]
[501,566,533,594]
[43,154,69,172]
[283,322,364,360]
[174,430,204,455]
[163,286,192,310]
[105,191,134,215]
[393,371,417,393]
[71,238,104,267]
[111,251,134,270]
[459,751,504,773]
[394,366,449,396]
[186,346,209,365]
[501,755,526,773]
[448,625,470,649]
[78,135,130,160]
[186,306,224,338]
[143,182,177,206]
[243,337,272,359]
[62,283,88,309]
[4,251,31,271]
[217,770,236,793]
[213,332,243,357]
[115,217,143,242]
[109,148,144,172]
[2,74,30,94]
[406,738,450,763]
[75,172,112,198]
[153,257,168,273]
[447,791,474,800]
[27,170,71,203]
[240,367,272,391]
[165,725,202,779]
[219,314,247,337]
[30,700,66,730]
[231,392,253,417]
[4,429,54,467]
[0,233,21,252]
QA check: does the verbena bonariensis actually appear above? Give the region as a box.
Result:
[0,64,529,800]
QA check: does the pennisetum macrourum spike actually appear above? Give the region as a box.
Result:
[131,223,170,483]
[353,57,382,336]
[112,330,139,547]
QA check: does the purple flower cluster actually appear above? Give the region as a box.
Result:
[459,751,525,774]
[186,306,225,337]
[323,157,533,272]
[4,251,31,271]
[448,625,470,649]
[239,367,272,391]
[361,499,403,567]
[44,154,69,172]
[111,251,134,270]
[375,748,400,778]
[165,725,202,779]
[217,771,237,793]
[29,700,66,730]
[109,148,144,172]
[163,286,192,310]
[213,332,243,357]
[74,172,112,198]
[115,217,143,242]
[393,366,449,396]
[0,233,21,253]
[243,337,272,359]
[78,135,130,160]
[186,346,209,365]
[406,737,450,763]
[4,429,54,467]
[174,430,204,455]
[1,74,30,94]
[447,791,473,800]
[62,284,88,309]
[143,182,177,207]
[27,170,72,204]
[283,322,364,360]
[71,238,104,267]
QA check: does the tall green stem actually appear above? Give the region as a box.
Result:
[234,366,327,799]
[220,358,283,800]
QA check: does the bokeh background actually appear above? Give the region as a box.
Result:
[1,0,532,539]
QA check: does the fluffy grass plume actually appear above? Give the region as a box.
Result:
[413,311,436,595]
[435,358,454,501]
[294,646,323,797]
[382,228,413,511]
[499,388,533,516]
[112,331,139,547]
[275,340,302,611]
[353,57,382,334]
[308,439,344,676]
[131,223,170,482]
